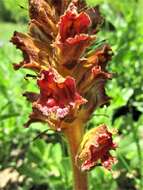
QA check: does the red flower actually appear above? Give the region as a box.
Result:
[55,2,92,67]
[36,69,86,117]
[58,2,91,43]
[24,69,87,129]
[76,124,117,171]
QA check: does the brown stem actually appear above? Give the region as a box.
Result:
[63,120,88,190]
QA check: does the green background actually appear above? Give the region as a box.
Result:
[0,0,143,189]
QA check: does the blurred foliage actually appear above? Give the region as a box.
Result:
[0,0,143,190]
[0,0,28,23]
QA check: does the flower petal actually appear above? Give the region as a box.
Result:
[70,45,113,115]
[76,124,117,171]
[37,69,86,108]
[11,32,52,71]
[55,2,92,68]
[56,34,91,68]
[25,69,87,129]
[29,0,58,41]
[58,3,91,42]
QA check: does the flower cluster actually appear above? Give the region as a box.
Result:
[11,0,117,171]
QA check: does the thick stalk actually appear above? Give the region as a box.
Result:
[63,121,88,190]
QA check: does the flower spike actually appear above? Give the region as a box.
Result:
[11,0,118,187]
[11,0,115,134]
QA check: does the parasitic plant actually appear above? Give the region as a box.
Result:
[11,0,117,189]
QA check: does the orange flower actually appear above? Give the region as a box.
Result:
[76,125,117,171]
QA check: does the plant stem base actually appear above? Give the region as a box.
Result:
[63,120,88,190]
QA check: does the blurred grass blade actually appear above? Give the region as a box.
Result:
[0,113,20,121]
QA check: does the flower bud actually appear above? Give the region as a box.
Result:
[76,124,117,171]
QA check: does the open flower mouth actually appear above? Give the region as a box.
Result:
[23,68,87,129]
